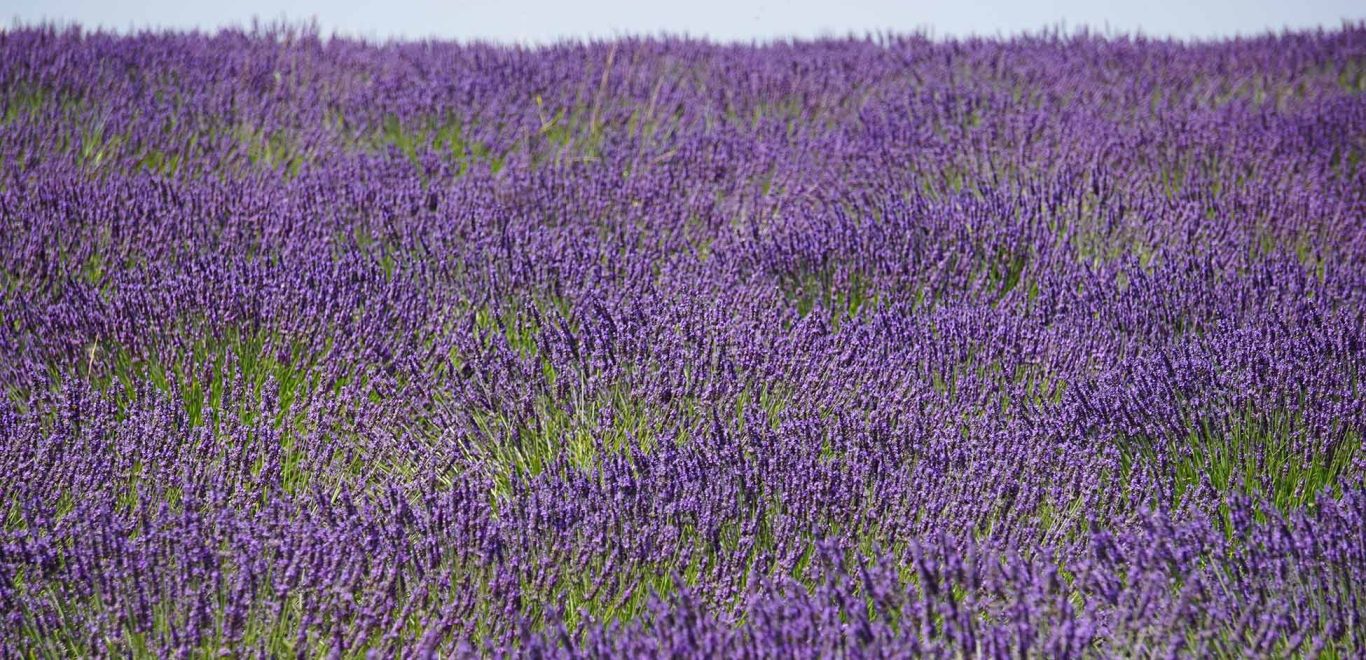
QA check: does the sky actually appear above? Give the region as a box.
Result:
[5,0,1364,44]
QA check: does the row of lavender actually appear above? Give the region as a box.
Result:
[2,22,1364,656]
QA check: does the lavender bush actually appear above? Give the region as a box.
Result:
[2,22,1364,657]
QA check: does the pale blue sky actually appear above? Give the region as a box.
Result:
[6,0,1364,43]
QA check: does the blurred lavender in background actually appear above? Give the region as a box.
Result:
[6,0,1365,42]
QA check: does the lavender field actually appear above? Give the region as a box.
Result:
[1,22,1364,656]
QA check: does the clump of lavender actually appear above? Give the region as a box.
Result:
[2,21,1364,656]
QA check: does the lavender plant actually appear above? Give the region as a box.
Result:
[1,21,1364,657]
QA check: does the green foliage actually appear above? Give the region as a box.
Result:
[367,112,504,175]
[1120,405,1360,520]
[780,267,875,326]
[237,125,304,177]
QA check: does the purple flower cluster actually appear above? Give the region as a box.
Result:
[2,21,1364,656]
